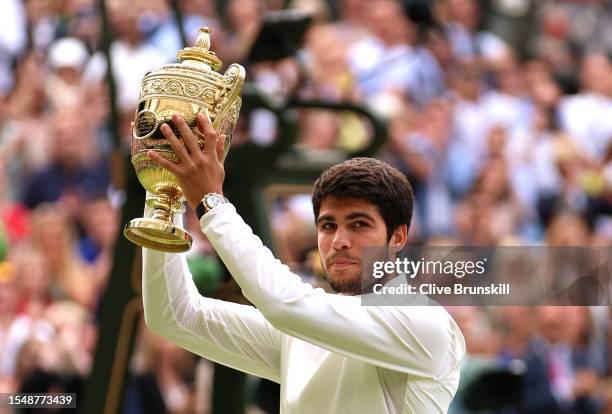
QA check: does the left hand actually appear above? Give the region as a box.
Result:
[148,112,226,209]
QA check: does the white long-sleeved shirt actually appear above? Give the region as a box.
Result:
[142,203,466,413]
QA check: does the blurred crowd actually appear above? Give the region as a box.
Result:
[0,0,611,413]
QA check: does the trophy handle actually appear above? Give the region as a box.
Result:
[212,63,246,130]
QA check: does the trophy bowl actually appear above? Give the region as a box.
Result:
[124,28,245,253]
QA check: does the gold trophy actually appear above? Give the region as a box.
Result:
[124,28,245,253]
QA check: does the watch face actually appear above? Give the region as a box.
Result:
[205,194,223,209]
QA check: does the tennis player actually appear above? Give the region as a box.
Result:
[143,113,466,413]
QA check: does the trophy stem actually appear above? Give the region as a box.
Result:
[151,198,175,224]
[149,189,184,222]
[152,206,172,223]
[124,190,192,253]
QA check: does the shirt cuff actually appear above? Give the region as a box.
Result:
[199,202,236,228]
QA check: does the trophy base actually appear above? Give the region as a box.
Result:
[124,218,193,253]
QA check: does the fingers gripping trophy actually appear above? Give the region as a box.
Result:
[124,28,245,252]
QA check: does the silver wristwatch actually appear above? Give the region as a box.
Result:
[196,193,226,219]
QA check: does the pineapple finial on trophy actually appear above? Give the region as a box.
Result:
[195,27,211,51]
[176,27,222,70]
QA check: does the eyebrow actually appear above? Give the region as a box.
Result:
[346,212,376,222]
[316,215,335,224]
[316,211,376,224]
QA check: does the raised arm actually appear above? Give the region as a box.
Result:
[201,203,466,379]
[141,204,282,383]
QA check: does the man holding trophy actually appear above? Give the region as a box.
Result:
[133,28,465,413]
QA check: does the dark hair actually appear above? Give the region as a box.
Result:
[312,157,414,240]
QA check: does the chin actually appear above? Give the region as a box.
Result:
[327,272,362,295]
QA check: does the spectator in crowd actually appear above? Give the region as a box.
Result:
[29,204,96,310]
[521,306,602,414]
[223,0,267,63]
[45,37,90,111]
[346,0,422,98]
[84,0,168,110]
[558,53,612,161]
[0,51,52,187]
[444,0,510,63]
[10,244,52,319]
[18,301,95,404]
[20,110,110,210]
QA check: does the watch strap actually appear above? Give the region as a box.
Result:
[195,200,206,220]
[196,193,226,220]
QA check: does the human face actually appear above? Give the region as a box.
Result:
[316,196,406,295]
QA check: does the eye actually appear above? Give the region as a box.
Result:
[318,222,336,231]
[351,221,369,229]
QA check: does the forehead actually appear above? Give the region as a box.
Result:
[318,196,383,220]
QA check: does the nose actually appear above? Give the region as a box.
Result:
[331,227,351,250]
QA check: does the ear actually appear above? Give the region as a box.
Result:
[389,224,407,251]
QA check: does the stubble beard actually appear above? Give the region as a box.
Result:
[324,246,394,295]
[327,272,363,295]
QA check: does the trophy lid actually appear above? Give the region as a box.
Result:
[176,27,222,71]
